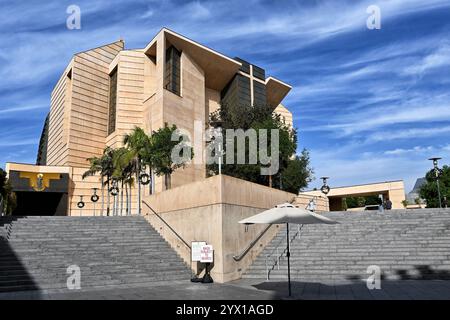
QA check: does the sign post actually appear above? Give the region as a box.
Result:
[200,245,214,283]
[191,241,206,282]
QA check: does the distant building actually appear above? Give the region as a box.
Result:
[300,180,406,211]
[406,177,426,204]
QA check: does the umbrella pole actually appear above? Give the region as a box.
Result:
[286,222,291,297]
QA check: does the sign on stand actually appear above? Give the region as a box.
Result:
[200,245,214,263]
[191,241,206,262]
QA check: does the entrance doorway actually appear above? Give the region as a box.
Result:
[13,192,68,216]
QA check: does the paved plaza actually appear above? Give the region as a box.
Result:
[1,279,449,300]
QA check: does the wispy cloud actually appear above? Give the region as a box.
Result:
[384,145,435,155]
[403,41,450,76]
[0,104,48,115]
[366,126,450,142]
[0,139,38,147]
[1,0,449,192]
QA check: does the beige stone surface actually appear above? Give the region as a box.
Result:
[274,103,293,129]
[47,41,124,168]
[41,29,296,201]
[143,175,296,283]
[20,29,298,222]
[293,194,329,212]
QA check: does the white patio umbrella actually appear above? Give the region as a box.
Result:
[239,203,338,296]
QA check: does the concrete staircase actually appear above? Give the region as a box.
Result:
[0,216,191,292]
[243,209,450,281]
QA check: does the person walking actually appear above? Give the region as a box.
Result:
[384,198,392,210]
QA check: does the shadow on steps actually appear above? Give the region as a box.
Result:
[0,218,42,294]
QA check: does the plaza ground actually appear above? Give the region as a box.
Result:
[1,279,449,300]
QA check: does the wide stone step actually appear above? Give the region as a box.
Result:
[244,209,450,281]
[0,216,191,293]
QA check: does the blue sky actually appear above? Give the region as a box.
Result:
[0,0,449,192]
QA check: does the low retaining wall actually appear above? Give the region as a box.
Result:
[143,174,296,283]
[294,194,329,212]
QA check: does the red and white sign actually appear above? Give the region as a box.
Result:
[200,245,214,263]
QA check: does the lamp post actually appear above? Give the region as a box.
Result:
[320,177,330,195]
[109,180,119,216]
[210,127,223,176]
[428,157,443,208]
[91,188,99,216]
[77,196,85,216]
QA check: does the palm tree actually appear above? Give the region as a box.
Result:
[112,147,135,216]
[83,156,104,215]
[101,147,115,216]
[83,147,115,216]
[124,173,134,215]
[123,127,151,215]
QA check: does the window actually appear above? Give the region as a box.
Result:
[164,46,181,95]
[108,68,117,135]
[253,80,267,107]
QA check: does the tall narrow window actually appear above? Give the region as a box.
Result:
[164,46,181,95]
[108,68,117,135]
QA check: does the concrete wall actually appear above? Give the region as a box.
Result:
[161,51,206,191]
[47,62,72,166]
[106,50,146,150]
[68,42,124,167]
[143,174,296,283]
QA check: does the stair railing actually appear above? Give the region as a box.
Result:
[233,225,273,261]
[265,224,303,280]
[233,197,298,262]
[142,200,191,250]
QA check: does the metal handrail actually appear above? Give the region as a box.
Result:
[142,200,191,250]
[232,197,298,262]
[266,224,303,280]
[233,197,298,262]
[233,225,272,261]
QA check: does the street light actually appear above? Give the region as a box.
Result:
[428,157,443,208]
[320,176,330,195]
[209,127,224,175]
[109,180,119,216]
[77,196,85,216]
[91,188,99,216]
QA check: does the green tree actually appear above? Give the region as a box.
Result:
[277,151,313,193]
[345,195,381,208]
[346,197,365,208]
[419,165,450,208]
[401,200,409,208]
[208,104,312,192]
[123,127,151,215]
[0,168,16,215]
[365,195,382,206]
[342,198,348,211]
[149,123,193,190]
